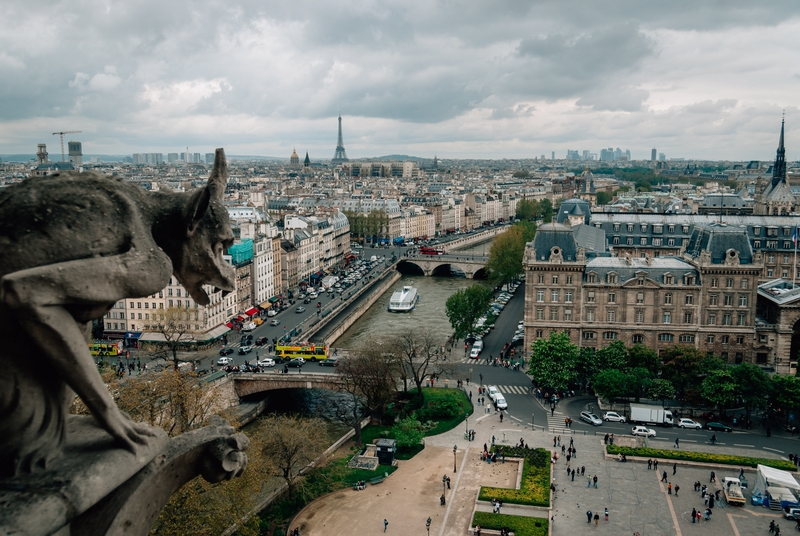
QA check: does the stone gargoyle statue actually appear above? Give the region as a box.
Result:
[0,149,249,535]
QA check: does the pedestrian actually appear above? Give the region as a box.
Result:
[469,391,472,401]
[675,484,680,497]
[553,436,557,447]
[674,437,680,448]
[604,433,609,445]
[710,470,715,483]
[770,520,777,533]
[440,494,446,506]
[654,460,658,471]
[593,475,598,488]
[594,513,599,526]
[499,412,503,423]
[587,476,592,488]
[570,437,574,447]
[561,445,566,455]
[571,468,575,481]
[672,462,677,475]
[573,447,577,459]
[609,434,614,445]
[492,435,496,445]
[384,519,388,532]
[661,471,667,482]
[586,510,593,523]
[668,482,672,494]
[446,477,451,489]
[690,506,697,524]
[647,459,652,470]
[581,466,585,476]
[557,436,561,447]
[484,443,488,453]
[604,508,609,522]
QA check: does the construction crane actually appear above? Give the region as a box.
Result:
[52,130,82,162]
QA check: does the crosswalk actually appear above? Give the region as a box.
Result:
[496,384,530,395]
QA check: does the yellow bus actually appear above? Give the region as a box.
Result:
[275,342,329,361]
[90,340,124,357]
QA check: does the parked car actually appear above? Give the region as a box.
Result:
[217,356,234,366]
[494,394,508,410]
[238,345,253,355]
[603,411,626,423]
[296,306,306,313]
[219,347,234,356]
[678,418,702,429]
[580,411,603,426]
[270,319,280,326]
[287,358,305,368]
[631,426,656,437]
[319,358,339,367]
[267,309,278,317]
[257,358,275,367]
[707,421,733,432]
[784,506,800,520]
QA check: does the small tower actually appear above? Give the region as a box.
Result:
[304,151,311,168]
[36,144,48,164]
[290,148,300,167]
[332,114,349,164]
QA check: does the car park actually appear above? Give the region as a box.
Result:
[219,347,234,356]
[678,418,702,429]
[707,421,732,432]
[217,356,234,366]
[270,319,280,326]
[494,394,508,410]
[319,358,338,367]
[580,411,603,426]
[238,345,253,354]
[603,411,626,423]
[631,426,656,437]
[296,306,306,313]
[257,358,275,367]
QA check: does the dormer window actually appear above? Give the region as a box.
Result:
[641,224,648,233]
[627,224,634,232]
[587,273,597,283]
[685,275,696,285]
[607,273,618,284]
[682,226,689,234]
[753,226,761,236]
[664,274,674,285]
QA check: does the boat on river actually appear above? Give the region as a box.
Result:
[387,285,419,312]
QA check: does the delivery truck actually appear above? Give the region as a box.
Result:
[629,403,674,427]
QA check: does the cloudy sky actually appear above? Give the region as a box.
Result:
[1,0,799,160]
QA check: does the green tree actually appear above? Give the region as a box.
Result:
[258,414,329,496]
[770,375,800,423]
[592,369,631,403]
[515,199,535,220]
[647,379,676,405]
[391,416,424,449]
[445,284,494,340]
[527,331,578,390]
[627,367,654,402]
[515,220,537,242]
[596,340,628,371]
[512,170,530,179]
[574,347,597,393]
[540,199,554,222]
[660,346,724,404]
[731,363,771,423]
[485,226,526,285]
[701,369,738,412]
[627,345,660,375]
[595,191,612,205]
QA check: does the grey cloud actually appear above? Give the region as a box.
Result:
[576,86,650,112]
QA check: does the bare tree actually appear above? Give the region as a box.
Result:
[144,306,198,369]
[391,328,451,402]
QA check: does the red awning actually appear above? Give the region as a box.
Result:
[226,322,233,328]
[245,307,259,316]
[237,315,245,321]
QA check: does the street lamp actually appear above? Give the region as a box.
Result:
[426,517,431,535]
[465,413,469,438]
[442,474,447,496]
[531,412,535,431]
[453,444,458,473]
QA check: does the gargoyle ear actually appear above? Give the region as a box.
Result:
[208,148,228,200]
[185,187,211,236]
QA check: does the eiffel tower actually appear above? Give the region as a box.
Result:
[331,114,349,164]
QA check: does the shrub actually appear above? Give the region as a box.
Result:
[472,512,548,536]
[607,445,796,471]
[416,397,462,421]
[479,448,551,507]
[391,417,424,449]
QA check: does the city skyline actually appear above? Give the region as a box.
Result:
[0,1,798,160]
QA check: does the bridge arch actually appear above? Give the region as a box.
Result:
[396,260,425,276]
[232,373,345,399]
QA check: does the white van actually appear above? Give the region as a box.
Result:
[241,322,256,332]
[472,340,484,353]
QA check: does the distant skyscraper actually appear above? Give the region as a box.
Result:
[659,153,666,161]
[551,151,555,160]
[651,148,657,161]
[68,141,82,168]
[205,153,214,164]
[168,153,179,164]
[331,115,349,164]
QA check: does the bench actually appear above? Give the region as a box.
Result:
[370,476,386,485]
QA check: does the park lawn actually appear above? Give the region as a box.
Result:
[479,448,550,507]
[607,445,796,471]
[472,512,548,536]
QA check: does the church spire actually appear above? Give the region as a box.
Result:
[772,114,787,187]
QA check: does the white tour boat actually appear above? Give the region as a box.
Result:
[387,285,419,312]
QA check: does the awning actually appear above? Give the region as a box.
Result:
[198,324,231,342]
[226,322,234,328]
[245,307,259,316]
[237,315,245,321]
[268,296,279,303]
[125,332,143,339]
[259,300,272,308]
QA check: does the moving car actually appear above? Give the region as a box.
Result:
[487,385,500,402]
[678,418,702,429]
[270,319,280,326]
[580,411,603,426]
[219,347,234,356]
[469,347,481,359]
[603,411,626,423]
[217,356,234,366]
[257,358,275,367]
[631,426,656,437]
[287,358,305,368]
[238,345,253,355]
[319,358,339,367]
[296,306,306,313]
[255,337,268,346]
[707,421,732,432]
[267,309,278,317]
[494,394,508,410]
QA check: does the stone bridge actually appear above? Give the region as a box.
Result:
[231,371,345,398]
[398,254,489,278]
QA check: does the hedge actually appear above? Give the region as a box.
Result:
[607,445,796,471]
[472,512,548,536]
[478,447,550,507]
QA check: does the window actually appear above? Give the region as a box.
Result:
[663,311,672,324]
[582,331,596,340]
[658,333,674,342]
[741,278,749,289]
[587,291,595,303]
[738,313,747,326]
[627,224,634,232]
[640,237,648,246]
[168,299,173,307]
[607,310,616,322]
[760,334,769,343]
[587,273,597,283]
[739,295,747,307]
[632,334,644,344]
[637,292,644,304]
[608,273,618,284]
[723,313,731,325]
[664,275,674,285]
[785,227,792,236]
[753,226,761,236]
[767,240,778,248]
[176,289,181,297]
[721,352,729,361]
[685,294,694,305]
[653,238,662,246]
[566,275,573,285]
[768,254,775,264]
[757,353,768,364]
[551,290,559,302]
[685,275,695,285]
[711,277,718,288]
[602,331,618,340]
[536,330,543,338]
[613,236,620,245]
[707,335,715,344]
[627,237,633,245]
[708,313,716,325]
[721,335,729,344]
[664,293,673,304]
[550,308,559,321]
[608,292,616,303]
[682,226,689,234]
[536,308,544,320]
[145,302,149,308]
[785,241,792,249]
[668,225,675,233]
[683,312,693,324]
[736,335,745,345]
[564,309,572,321]
[614,223,620,232]
[635,309,644,323]
[735,352,743,364]
[668,237,676,246]
[537,274,545,284]
[724,294,733,306]
[726,278,733,288]
[654,225,662,234]
[785,255,791,264]
[537,290,544,302]
[586,309,595,322]
[679,334,695,343]
[168,289,173,296]
[784,271,789,278]
[565,290,573,302]
[552,275,559,284]
[640,224,648,232]
[768,269,774,277]
[754,240,761,248]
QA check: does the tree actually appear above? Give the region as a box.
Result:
[660,346,724,404]
[512,170,530,179]
[515,199,536,220]
[701,369,738,412]
[595,340,628,371]
[540,199,554,223]
[485,226,526,286]
[527,331,578,390]
[144,306,198,369]
[592,369,630,403]
[574,347,597,393]
[391,416,425,449]
[258,414,329,496]
[647,379,676,405]
[770,375,800,423]
[627,345,660,375]
[391,328,449,403]
[731,363,771,423]
[595,191,612,205]
[515,220,537,243]
[445,284,493,340]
